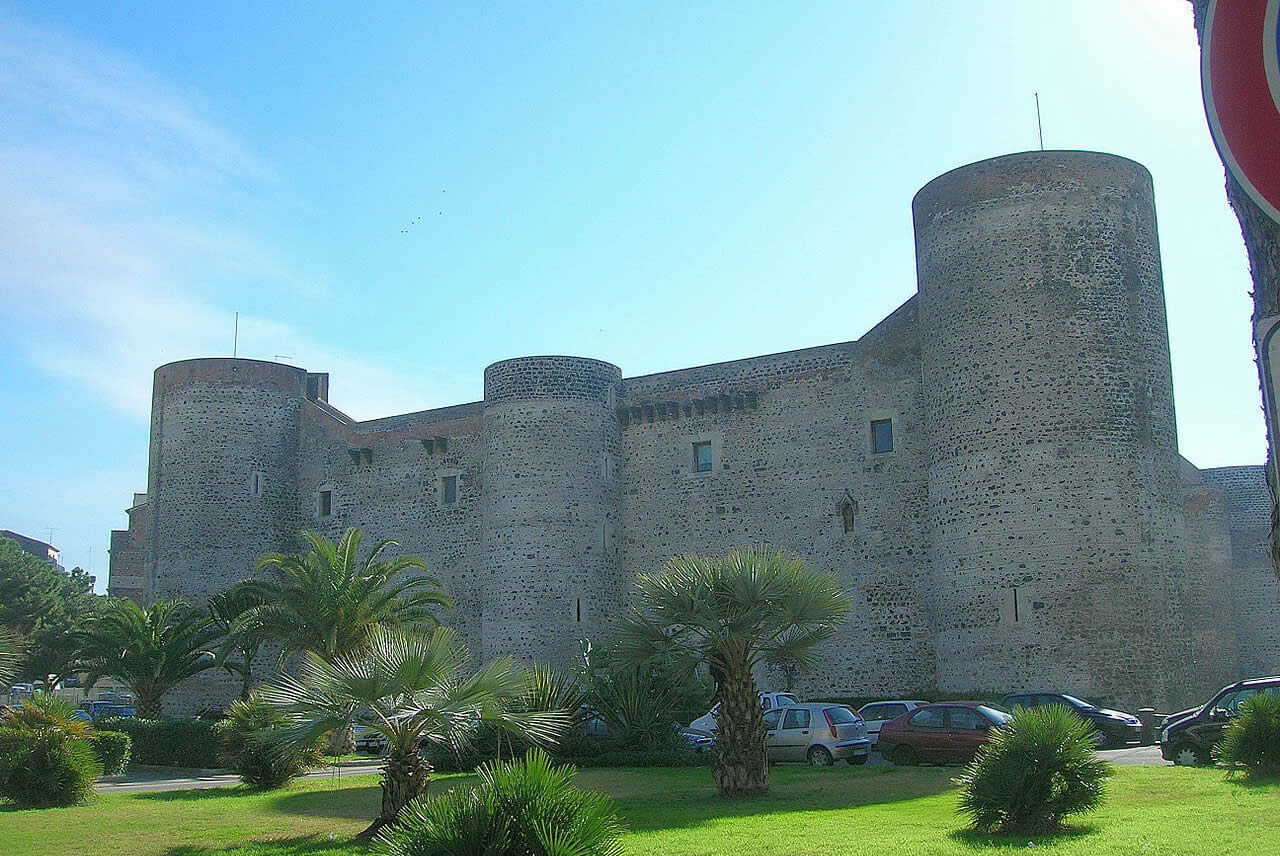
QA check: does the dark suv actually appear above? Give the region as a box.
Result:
[1002,693,1142,748]
[1160,676,1280,766]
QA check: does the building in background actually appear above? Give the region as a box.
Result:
[1,529,64,573]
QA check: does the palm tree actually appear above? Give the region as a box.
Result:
[616,547,851,796]
[74,598,222,719]
[234,529,452,666]
[208,587,267,702]
[259,625,567,838]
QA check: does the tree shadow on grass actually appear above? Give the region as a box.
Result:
[271,774,476,821]
[134,787,263,801]
[1223,773,1280,790]
[950,825,1098,849]
[162,834,364,856]
[581,765,961,834]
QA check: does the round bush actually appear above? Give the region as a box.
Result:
[215,693,323,789]
[0,731,102,807]
[89,731,133,775]
[1217,692,1280,778]
[956,705,1111,835]
[376,748,622,856]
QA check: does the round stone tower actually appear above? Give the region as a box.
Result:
[147,357,304,605]
[915,151,1191,709]
[481,356,623,665]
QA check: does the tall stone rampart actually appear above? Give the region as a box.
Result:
[915,151,1193,709]
[481,356,623,664]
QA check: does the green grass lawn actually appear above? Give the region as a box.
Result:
[1,765,1276,856]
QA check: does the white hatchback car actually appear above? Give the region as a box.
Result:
[689,691,798,735]
[857,699,930,746]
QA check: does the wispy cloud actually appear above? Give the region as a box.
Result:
[0,11,449,422]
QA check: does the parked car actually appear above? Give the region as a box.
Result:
[762,703,870,766]
[71,709,94,723]
[878,702,1012,766]
[688,691,798,735]
[1001,693,1141,748]
[857,699,930,746]
[354,724,387,754]
[678,728,715,752]
[1161,675,1280,766]
[79,700,135,720]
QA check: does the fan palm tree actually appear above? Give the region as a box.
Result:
[259,625,567,838]
[74,598,222,719]
[234,529,452,666]
[615,547,851,796]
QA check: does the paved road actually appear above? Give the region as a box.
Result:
[865,743,1168,767]
[98,745,1169,794]
[95,761,384,794]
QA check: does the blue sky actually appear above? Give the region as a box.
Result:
[0,1,1261,589]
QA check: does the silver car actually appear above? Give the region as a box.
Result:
[763,703,871,766]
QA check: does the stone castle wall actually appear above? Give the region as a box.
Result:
[111,150,1280,715]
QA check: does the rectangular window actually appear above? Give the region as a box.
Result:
[871,419,893,453]
[442,475,457,506]
[251,472,263,498]
[693,441,713,473]
[318,490,332,517]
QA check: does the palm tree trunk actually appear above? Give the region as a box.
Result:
[326,721,355,756]
[359,744,433,838]
[712,667,769,796]
[137,695,161,720]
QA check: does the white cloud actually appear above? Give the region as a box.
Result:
[0,11,450,423]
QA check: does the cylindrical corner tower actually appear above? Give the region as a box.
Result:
[146,358,305,710]
[481,356,623,665]
[915,151,1191,709]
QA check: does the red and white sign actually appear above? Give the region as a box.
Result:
[1202,0,1280,223]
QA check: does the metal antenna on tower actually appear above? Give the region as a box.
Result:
[1035,93,1045,151]
[233,312,239,358]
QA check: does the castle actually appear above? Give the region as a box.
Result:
[108,151,1280,712]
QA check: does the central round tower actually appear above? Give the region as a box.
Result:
[915,151,1192,709]
[481,356,623,665]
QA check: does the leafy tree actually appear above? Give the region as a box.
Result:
[234,529,452,666]
[259,625,566,838]
[957,705,1111,834]
[74,598,222,718]
[616,547,850,796]
[376,748,623,856]
[0,537,101,684]
[0,626,21,685]
[214,690,323,789]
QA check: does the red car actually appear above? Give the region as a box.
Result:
[876,702,1011,766]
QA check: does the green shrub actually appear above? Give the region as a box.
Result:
[1217,692,1280,779]
[376,748,622,856]
[956,705,1111,835]
[88,731,132,775]
[0,723,103,808]
[214,692,323,789]
[95,717,220,768]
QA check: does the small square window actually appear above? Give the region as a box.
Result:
[693,441,713,473]
[441,475,457,506]
[318,490,332,517]
[871,419,893,453]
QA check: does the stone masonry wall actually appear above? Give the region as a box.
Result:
[1200,465,1280,678]
[915,151,1193,710]
[619,300,935,699]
